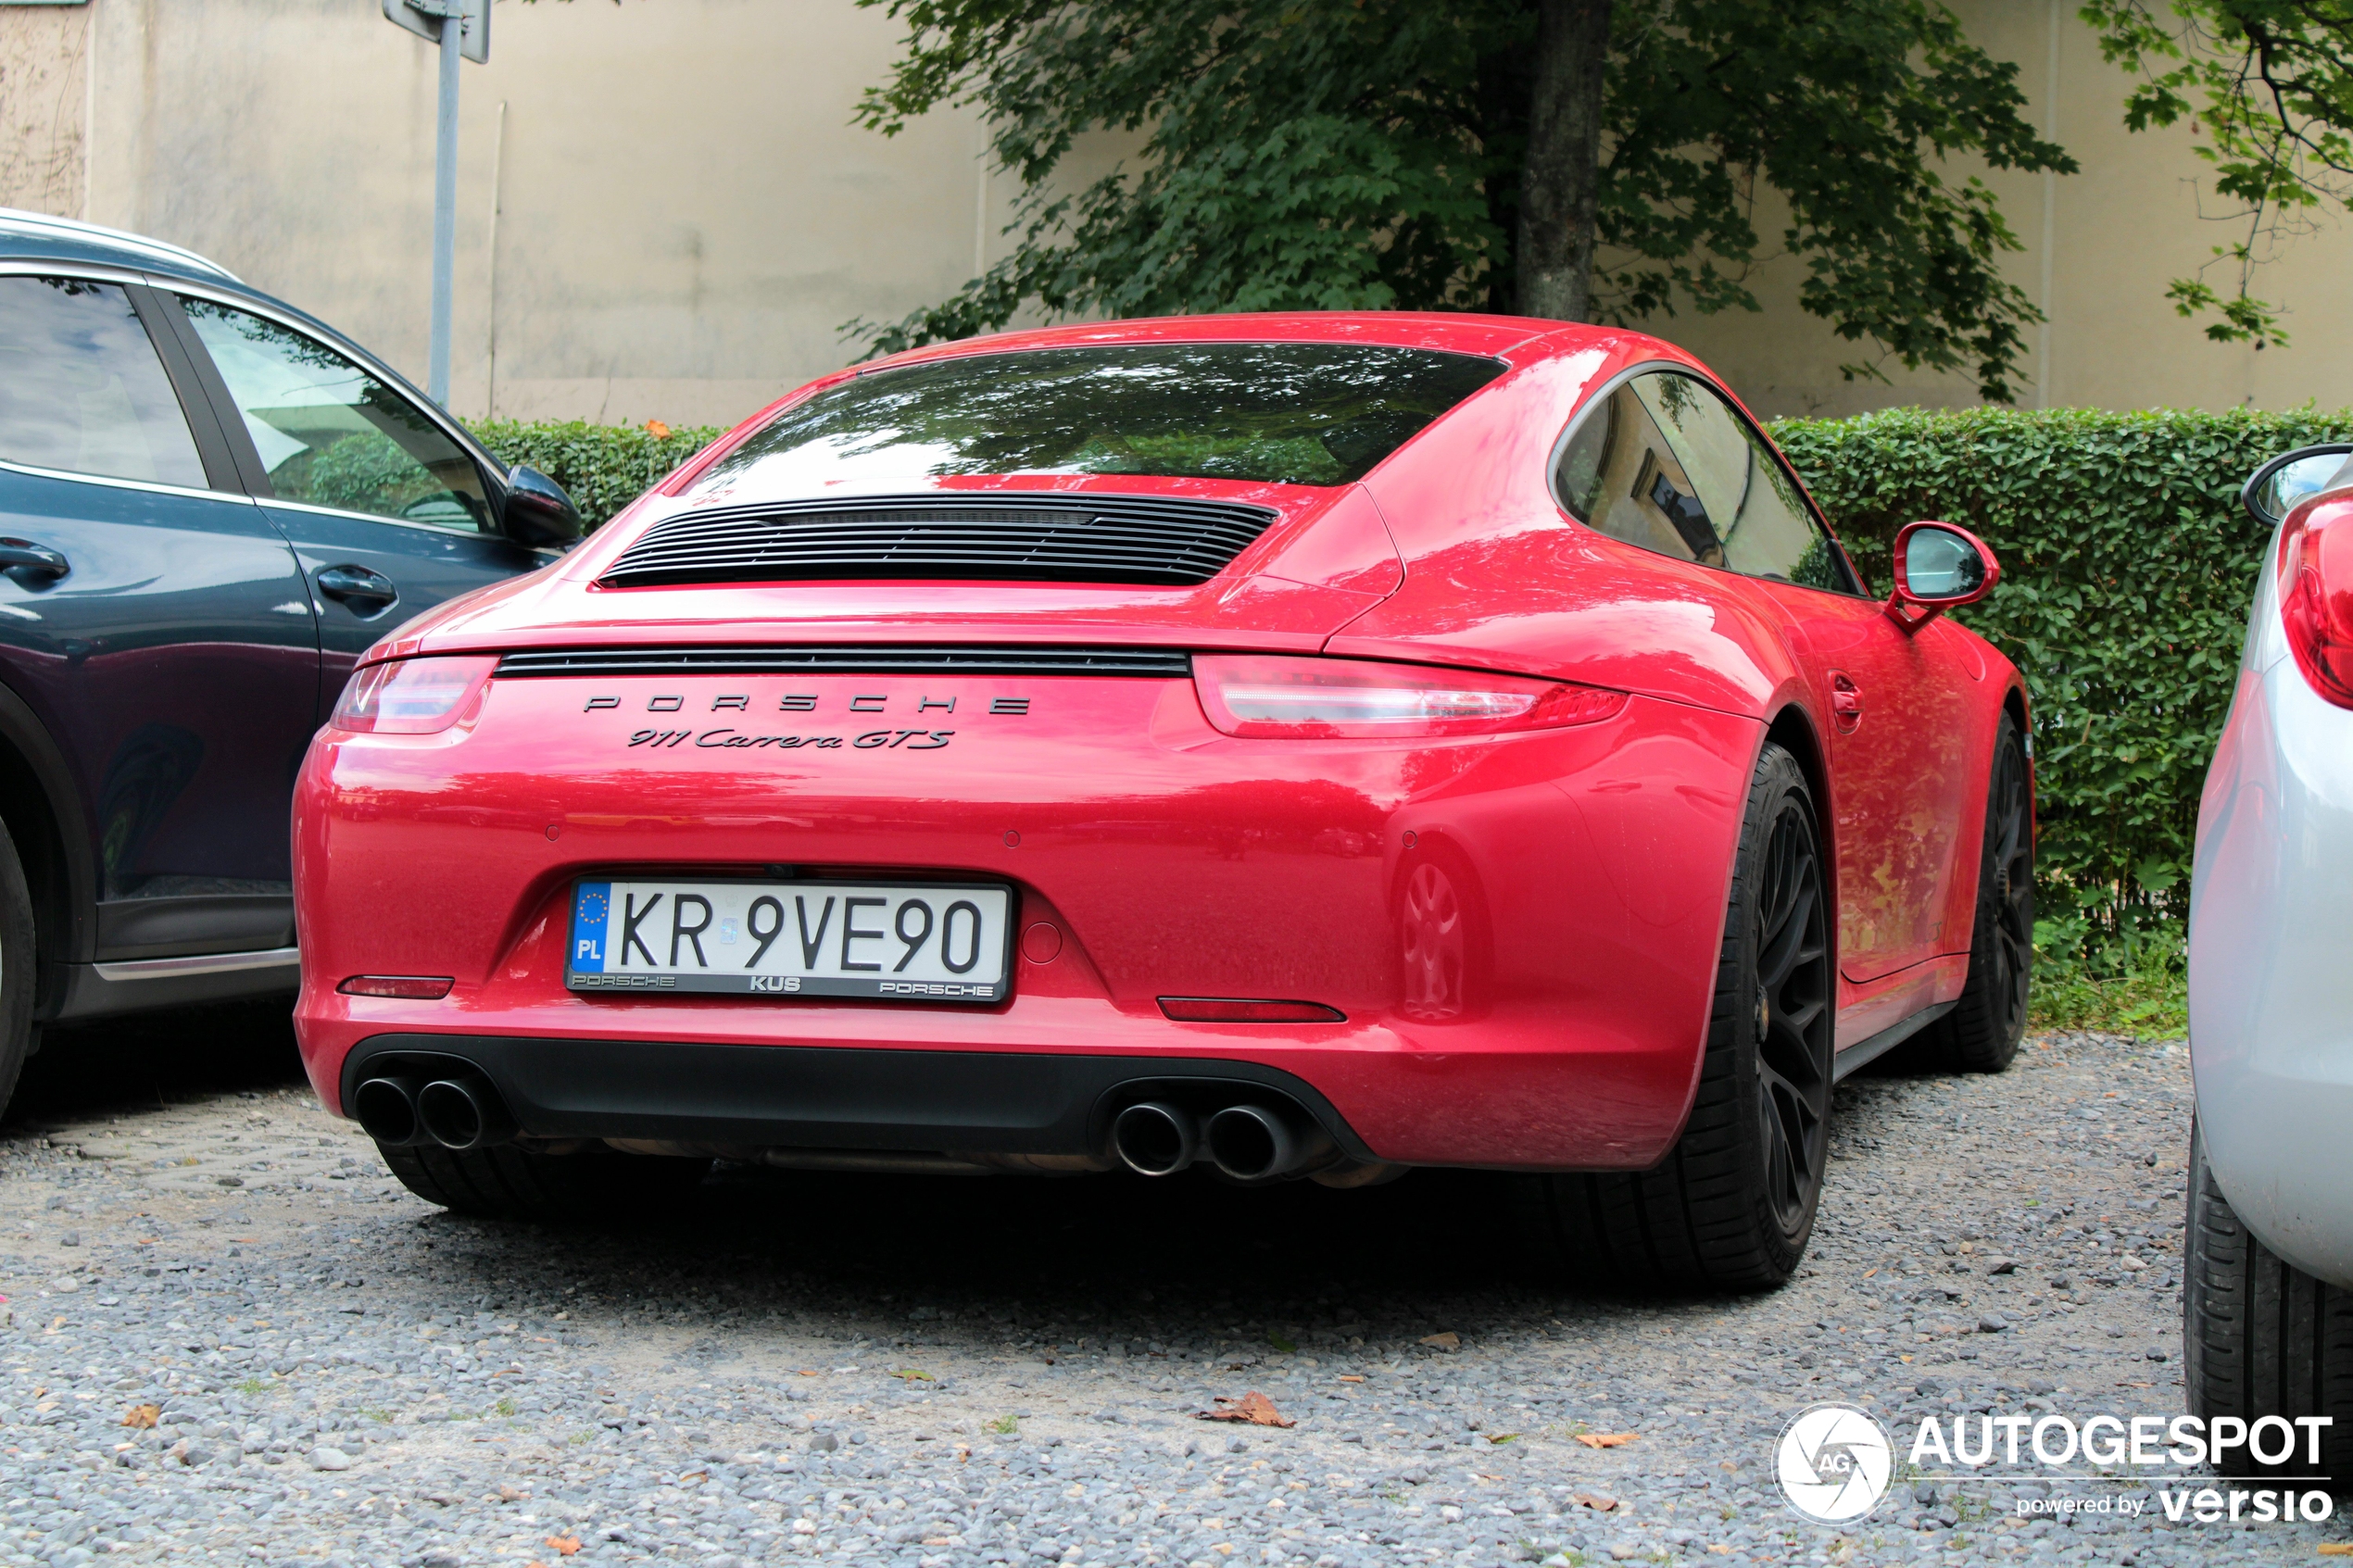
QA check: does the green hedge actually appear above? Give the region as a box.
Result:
[1771,408,2353,963]
[467,419,723,532]
[470,406,2347,967]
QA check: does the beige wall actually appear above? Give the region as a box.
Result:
[6,0,2352,426]
[0,2,87,218]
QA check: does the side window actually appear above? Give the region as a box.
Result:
[0,276,207,488]
[178,298,490,531]
[1637,372,1849,593]
[1552,380,1721,565]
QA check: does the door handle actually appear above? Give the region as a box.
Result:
[1830,671,1863,732]
[0,537,69,580]
[315,564,397,608]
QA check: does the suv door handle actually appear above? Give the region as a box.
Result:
[1830,671,1863,732]
[315,564,396,608]
[0,537,69,579]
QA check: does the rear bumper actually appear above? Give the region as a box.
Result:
[294,670,1763,1171]
[2191,642,2353,1286]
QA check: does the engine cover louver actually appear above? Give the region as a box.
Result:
[597,494,1282,588]
[494,646,1193,680]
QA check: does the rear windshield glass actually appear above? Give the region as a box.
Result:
[686,343,1506,492]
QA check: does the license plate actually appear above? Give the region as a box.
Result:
[565,879,1014,1001]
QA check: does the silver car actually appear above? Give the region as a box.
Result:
[2187,441,2353,1486]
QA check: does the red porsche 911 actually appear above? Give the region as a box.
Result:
[290,314,2032,1291]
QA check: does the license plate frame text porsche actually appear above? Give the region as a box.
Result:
[565,878,1014,1001]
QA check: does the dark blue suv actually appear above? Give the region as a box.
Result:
[0,209,581,1110]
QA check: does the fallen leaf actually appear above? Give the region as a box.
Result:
[2319,1547,2353,1558]
[1198,1391,1295,1428]
[544,1536,581,1557]
[1863,1268,1878,1278]
[1485,1433,1519,1445]
[1573,1492,1618,1512]
[1268,1333,1298,1354]
[644,419,672,438]
[121,1404,160,1429]
[798,1369,819,1377]
[889,1369,936,1382]
[1575,1432,1640,1449]
[1338,1375,1365,1383]
[1418,1332,1461,1350]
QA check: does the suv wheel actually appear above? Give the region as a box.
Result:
[2183,1117,2353,1487]
[0,822,35,1117]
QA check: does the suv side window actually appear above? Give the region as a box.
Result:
[177,298,491,531]
[1553,378,1721,565]
[0,276,207,489]
[1637,371,1850,592]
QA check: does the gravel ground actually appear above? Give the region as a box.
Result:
[0,1008,2340,1567]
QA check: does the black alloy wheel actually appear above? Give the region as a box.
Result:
[1531,741,1835,1291]
[1925,721,2032,1073]
[1753,784,1833,1238]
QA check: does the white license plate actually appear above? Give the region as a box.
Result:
[565,879,1014,1001]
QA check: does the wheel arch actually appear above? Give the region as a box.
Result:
[1769,705,1835,949]
[0,679,96,1012]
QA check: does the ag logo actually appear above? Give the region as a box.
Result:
[1775,1402,1894,1524]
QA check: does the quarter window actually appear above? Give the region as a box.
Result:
[179,298,489,530]
[0,276,207,488]
[1554,370,1851,593]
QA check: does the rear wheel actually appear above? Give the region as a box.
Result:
[2183,1118,2353,1487]
[1922,720,2032,1073]
[380,1142,710,1222]
[0,822,35,1119]
[1531,741,1833,1292]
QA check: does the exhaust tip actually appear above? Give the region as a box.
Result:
[416,1076,516,1151]
[1204,1104,1295,1182]
[1112,1101,1198,1176]
[351,1075,423,1147]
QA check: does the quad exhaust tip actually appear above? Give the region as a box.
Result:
[1112,1097,1337,1182]
[1111,1101,1197,1176]
[354,1070,516,1152]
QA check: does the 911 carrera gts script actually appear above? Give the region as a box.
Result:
[623,729,955,749]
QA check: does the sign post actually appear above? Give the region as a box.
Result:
[382,0,488,408]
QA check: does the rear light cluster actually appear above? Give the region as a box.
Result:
[330,656,497,734]
[1191,654,1625,739]
[2278,497,2353,709]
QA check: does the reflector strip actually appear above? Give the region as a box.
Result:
[1158,997,1347,1023]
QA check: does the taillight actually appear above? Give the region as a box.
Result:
[329,656,497,734]
[2278,498,2353,709]
[1191,654,1626,739]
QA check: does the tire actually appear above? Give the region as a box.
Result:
[2183,1117,2353,1488]
[380,1141,710,1222]
[1531,741,1834,1292]
[1922,720,2032,1073]
[0,821,36,1119]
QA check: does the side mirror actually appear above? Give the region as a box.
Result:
[502,464,583,548]
[2243,444,2353,528]
[1887,521,1999,632]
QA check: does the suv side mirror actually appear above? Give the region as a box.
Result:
[1888,521,1999,632]
[2243,445,2353,528]
[502,464,583,548]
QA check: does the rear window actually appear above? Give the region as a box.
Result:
[686,343,1506,493]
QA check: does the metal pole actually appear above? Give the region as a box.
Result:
[430,9,459,407]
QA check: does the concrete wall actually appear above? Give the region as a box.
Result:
[0,2,87,217]
[6,0,2351,426]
